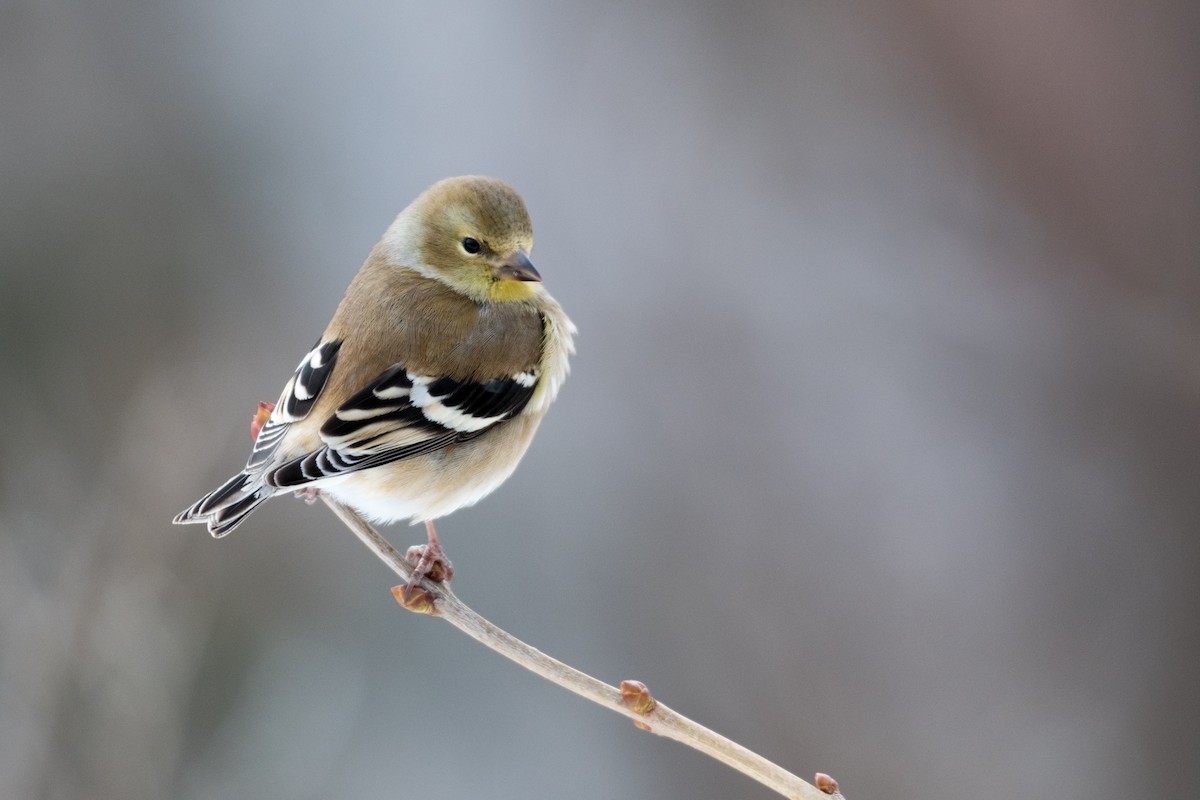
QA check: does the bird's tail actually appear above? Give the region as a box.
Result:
[173,471,273,537]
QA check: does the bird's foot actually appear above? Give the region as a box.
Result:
[404,542,454,584]
[400,520,454,602]
[293,487,320,505]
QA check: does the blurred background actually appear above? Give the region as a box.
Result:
[2,1,1198,798]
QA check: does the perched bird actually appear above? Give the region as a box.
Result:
[175,176,575,590]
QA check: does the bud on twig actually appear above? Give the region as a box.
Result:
[619,680,658,729]
[392,584,437,615]
[250,401,276,441]
[814,773,839,794]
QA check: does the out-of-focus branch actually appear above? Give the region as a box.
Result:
[321,494,843,800]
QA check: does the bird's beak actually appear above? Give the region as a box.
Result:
[496,250,541,282]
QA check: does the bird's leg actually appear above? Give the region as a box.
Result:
[403,519,454,597]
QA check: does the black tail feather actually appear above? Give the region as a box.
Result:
[173,471,272,537]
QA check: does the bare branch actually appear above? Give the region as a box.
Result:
[321,494,842,800]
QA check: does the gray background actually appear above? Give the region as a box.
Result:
[2,2,1198,799]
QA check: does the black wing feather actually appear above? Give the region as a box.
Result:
[266,364,537,489]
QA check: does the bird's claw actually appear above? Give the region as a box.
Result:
[404,542,454,585]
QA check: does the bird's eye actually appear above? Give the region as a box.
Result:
[461,237,481,254]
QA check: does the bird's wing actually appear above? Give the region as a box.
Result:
[265,363,539,487]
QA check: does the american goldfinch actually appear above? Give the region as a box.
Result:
[174,176,575,587]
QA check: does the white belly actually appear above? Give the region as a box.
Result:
[313,416,540,524]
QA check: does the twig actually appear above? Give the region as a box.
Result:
[321,494,843,800]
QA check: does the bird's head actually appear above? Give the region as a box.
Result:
[387,175,542,304]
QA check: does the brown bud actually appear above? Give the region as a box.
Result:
[425,559,451,583]
[619,680,658,716]
[391,584,437,614]
[250,401,276,442]
[814,772,839,794]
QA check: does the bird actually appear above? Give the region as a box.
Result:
[174,176,576,593]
